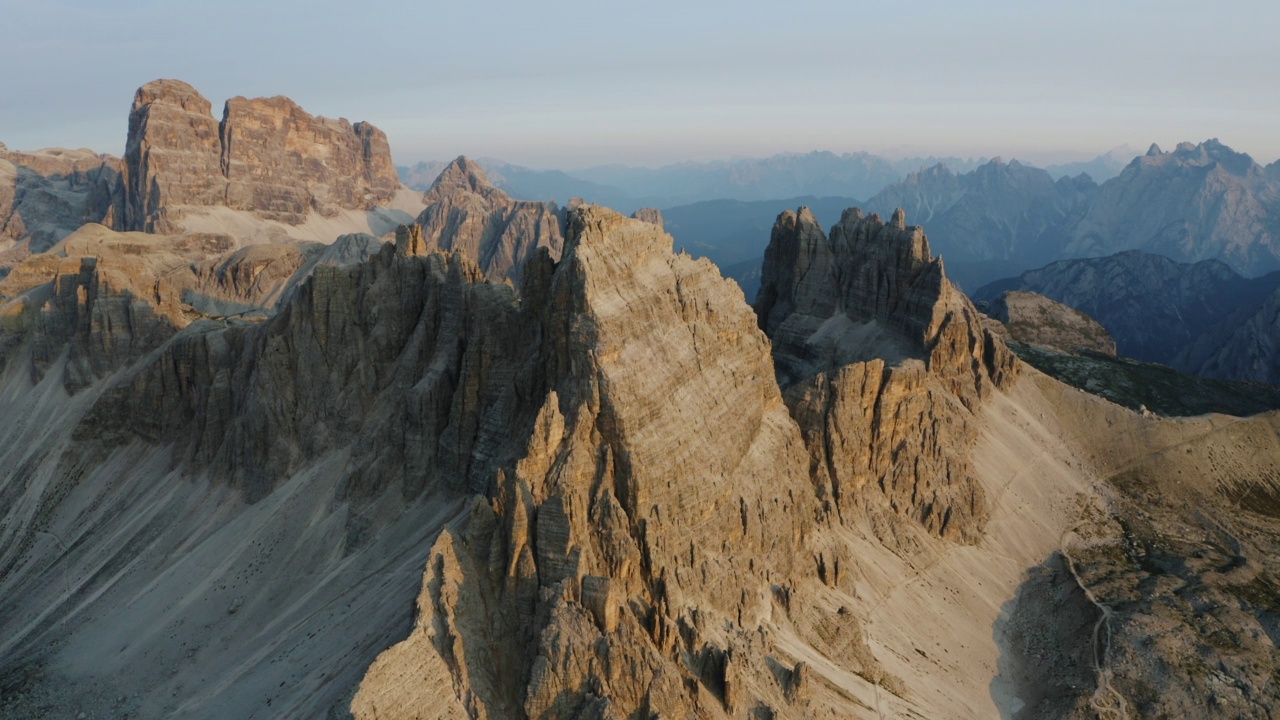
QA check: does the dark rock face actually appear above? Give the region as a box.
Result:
[974,250,1280,382]
[400,156,566,283]
[1180,285,1280,384]
[756,206,1016,543]
[116,79,400,233]
[0,146,122,258]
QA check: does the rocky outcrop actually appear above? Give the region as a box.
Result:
[974,250,1280,380]
[400,156,566,283]
[0,146,121,258]
[0,224,224,389]
[0,224,382,392]
[756,206,1016,543]
[115,79,401,233]
[4,206,855,717]
[629,207,664,229]
[6,187,1280,720]
[987,290,1117,355]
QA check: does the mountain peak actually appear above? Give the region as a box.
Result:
[424,155,508,204]
[133,78,213,116]
[1146,142,1163,156]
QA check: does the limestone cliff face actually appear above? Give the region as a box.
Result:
[0,225,230,390]
[399,156,566,283]
[629,207,664,229]
[355,207,827,718]
[5,205,835,717]
[756,207,1015,542]
[0,146,121,257]
[116,79,400,233]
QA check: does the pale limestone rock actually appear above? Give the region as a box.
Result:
[117,79,400,233]
[0,146,121,256]
[353,207,826,718]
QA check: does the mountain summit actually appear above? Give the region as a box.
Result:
[113,79,403,233]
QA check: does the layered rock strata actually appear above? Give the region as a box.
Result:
[114,79,400,233]
[4,191,1278,719]
[755,207,1016,542]
[357,206,825,717]
[0,224,381,392]
[399,156,566,283]
[0,206,853,717]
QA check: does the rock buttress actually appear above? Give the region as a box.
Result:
[756,207,1016,544]
[354,207,824,719]
[117,78,400,233]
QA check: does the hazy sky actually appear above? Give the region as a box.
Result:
[2,0,1277,168]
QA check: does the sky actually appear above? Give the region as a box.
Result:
[1,0,1277,169]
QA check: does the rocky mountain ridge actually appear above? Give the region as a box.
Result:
[2,80,1279,720]
[976,250,1280,383]
[756,206,1016,543]
[399,151,987,210]
[397,156,567,283]
[2,196,1278,718]
[857,139,1280,289]
[1063,139,1280,275]
[865,159,1095,275]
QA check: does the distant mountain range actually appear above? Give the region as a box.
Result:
[1042,144,1139,182]
[975,250,1280,384]
[860,139,1280,288]
[1063,140,1280,276]
[863,159,1097,289]
[397,147,1143,212]
[399,150,992,212]
[400,141,1280,295]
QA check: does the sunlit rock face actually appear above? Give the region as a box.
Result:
[116,78,400,233]
[756,206,1016,543]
